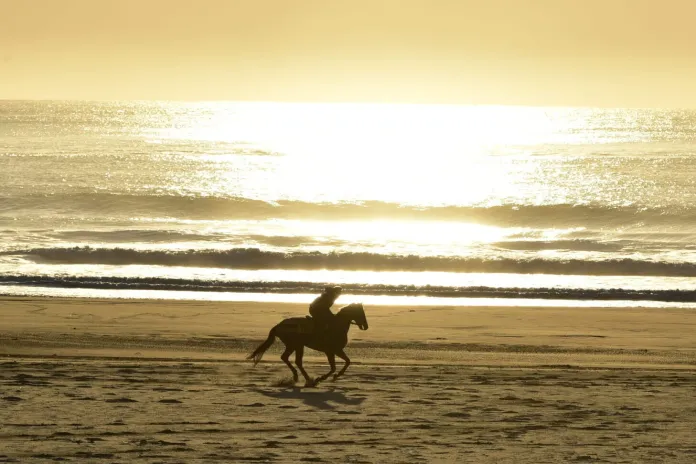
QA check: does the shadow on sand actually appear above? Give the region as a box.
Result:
[255,386,366,411]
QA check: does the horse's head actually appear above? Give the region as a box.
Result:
[338,302,369,331]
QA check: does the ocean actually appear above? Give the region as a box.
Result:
[2,100,696,307]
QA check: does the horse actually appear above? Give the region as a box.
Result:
[247,303,368,387]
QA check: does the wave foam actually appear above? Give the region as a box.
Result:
[2,274,696,302]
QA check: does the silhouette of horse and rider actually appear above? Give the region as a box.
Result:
[247,286,369,387]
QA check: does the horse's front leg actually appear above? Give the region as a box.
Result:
[315,352,336,385]
[333,349,351,381]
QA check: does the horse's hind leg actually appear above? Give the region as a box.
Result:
[280,346,298,383]
[294,346,314,387]
[316,352,336,384]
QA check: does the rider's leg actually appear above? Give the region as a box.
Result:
[312,313,328,336]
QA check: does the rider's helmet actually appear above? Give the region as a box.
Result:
[324,285,342,296]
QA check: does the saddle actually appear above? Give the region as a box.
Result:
[286,316,330,336]
[295,317,315,334]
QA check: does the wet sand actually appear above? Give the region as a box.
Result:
[2,296,696,463]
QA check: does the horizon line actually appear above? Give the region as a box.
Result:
[1,98,694,111]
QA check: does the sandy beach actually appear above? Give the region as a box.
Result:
[2,296,696,463]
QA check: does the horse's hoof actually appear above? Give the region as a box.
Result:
[304,380,316,388]
[332,375,339,382]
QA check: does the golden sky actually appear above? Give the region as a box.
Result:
[2,0,696,106]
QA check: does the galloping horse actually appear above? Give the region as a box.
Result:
[247,303,368,387]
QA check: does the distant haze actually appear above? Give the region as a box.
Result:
[2,0,696,107]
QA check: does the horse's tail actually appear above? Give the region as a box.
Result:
[246,326,278,366]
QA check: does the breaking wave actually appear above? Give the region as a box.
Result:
[8,246,696,277]
[3,193,696,227]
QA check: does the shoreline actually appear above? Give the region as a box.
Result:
[5,285,696,309]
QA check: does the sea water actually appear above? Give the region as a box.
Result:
[2,100,696,305]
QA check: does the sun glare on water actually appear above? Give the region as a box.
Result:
[151,103,571,207]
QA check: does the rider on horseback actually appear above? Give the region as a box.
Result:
[309,285,342,336]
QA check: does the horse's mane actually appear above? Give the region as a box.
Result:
[337,302,362,314]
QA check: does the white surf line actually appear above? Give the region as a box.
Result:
[3,285,696,309]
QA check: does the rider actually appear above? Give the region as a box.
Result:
[309,285,342,336]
